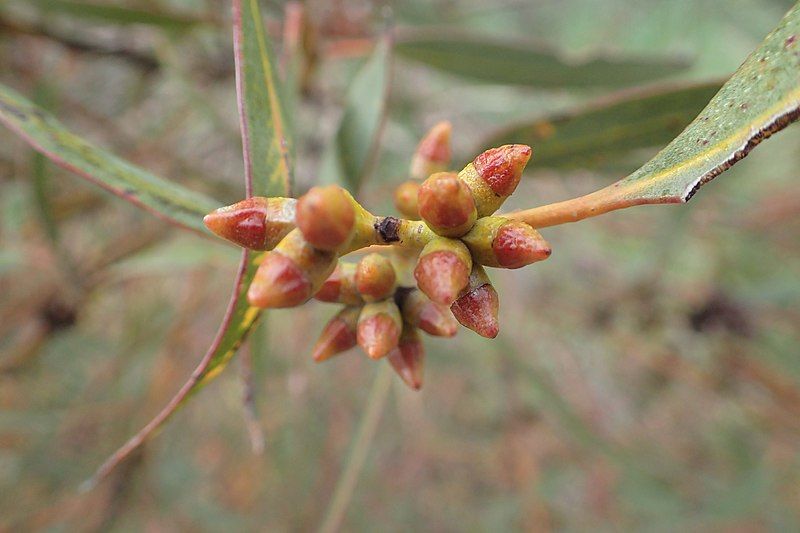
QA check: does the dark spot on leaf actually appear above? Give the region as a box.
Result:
[740,103,749,110]
[786,35,796,48]
[684,105,800,201]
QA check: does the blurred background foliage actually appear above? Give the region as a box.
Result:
[1,0,800,530]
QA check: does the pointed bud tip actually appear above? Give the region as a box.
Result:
[473,144,532,198]
[248,253,311,308]
[357,314,400,359]
[414,251,470,305]
[416,121,452,163]
[204,197,270,250]
[410,121,453,180]
[450,284,500,338]
[388,329,425,390]
[493,222,552,269]
[417,301,458,337]
[296,185,355,250]
[312,314,357,362]
[314,266,342,302]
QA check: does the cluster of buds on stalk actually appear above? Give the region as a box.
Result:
[204,121,551,390]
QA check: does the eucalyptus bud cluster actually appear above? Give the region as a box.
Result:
[203,121,553,389]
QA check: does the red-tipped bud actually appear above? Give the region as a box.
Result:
[418,172,477,237]
[492,221,551,269]
[387,327,425,390]
[397,288,457,337]
[313,307,360,362]
[458,144,532,217]
[248,229,337,309]
[355,253,396,302]
[450,265,499,338]
[248,252,311,308]
[296,185,356,251]
[315,262,362,305]
[394,180,421,219]
[414,237,472,305]
[357,300,402,359]
[461,217,552,269]
[204,197,296,250]
[410,121,452,180]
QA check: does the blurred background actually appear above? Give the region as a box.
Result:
[2,0,800,530]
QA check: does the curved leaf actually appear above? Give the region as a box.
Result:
[485,81,722,170]
[509,3,800,227]
[0,83,219,234]
[320,34,393,193]
[395,29,689,88]
[85,0,293,487]
[233,0,294,197]
[21,0,206,30]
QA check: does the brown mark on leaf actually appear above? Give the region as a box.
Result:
[684,105,800,201]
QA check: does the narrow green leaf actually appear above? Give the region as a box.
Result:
[85,0,294,488]
[617,3,800,203]
[21,0,206,30]
[485,81,722,170]
[320,35,393,193]
[234,0,294,197]
[395,29,690,88]
[509,3,800,227]
[0,83,219,234]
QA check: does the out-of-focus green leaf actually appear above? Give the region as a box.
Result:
[509,3,800,227]
[395,29,689,88]
[0,83,219,235]
[320,35,393,193]
[22,0,205,30]
[233,0,294,197]
[485,82,722,170]
[85,0,293,488]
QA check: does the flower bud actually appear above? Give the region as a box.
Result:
[394,180,420,219]
[410,121,452,180]
[296,185,356,251]
[418,172,477,237]
[414,237,472,305]
[387,326,425,391]
[450,265,499,338]
[314,262,362,305]
[396,288,457,337]
[357,299,402,359]
[313,307,360,362]
[458,144,531,217]
[461,217,551,269]
[248,229,337,308]
[204,197,296,250]
[355,253,396,302]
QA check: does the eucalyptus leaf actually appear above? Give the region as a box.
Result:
[85,0,293,487]
[396,29,690,88]
[0,83,219,235]
[485,82,722,170]
[320,35,393,193]
[509,3,800,227]
[22,0,206,30]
